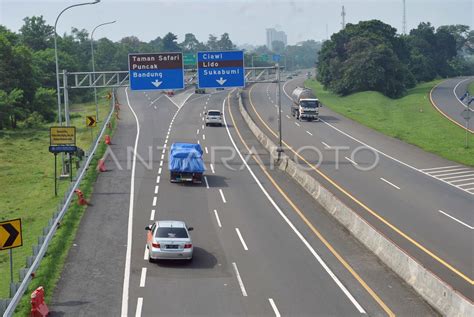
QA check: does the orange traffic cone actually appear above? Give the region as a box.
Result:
[97,158,106,172]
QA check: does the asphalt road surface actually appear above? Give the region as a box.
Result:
[430,77,474,133]
[51,86,437,316]
[245,77,474,302]
[118,87,435,316]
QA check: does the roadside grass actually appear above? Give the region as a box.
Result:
[468,81,474,96]
[0,95,111,300]
[305,80,474,167]
[14,116,116,316]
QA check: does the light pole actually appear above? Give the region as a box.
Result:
[276,62,283,160]
[53,0,100,175]
[91,20,116,122]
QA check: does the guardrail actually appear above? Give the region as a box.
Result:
[1,93,116,317]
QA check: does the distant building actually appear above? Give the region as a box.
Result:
[266,28,287,51]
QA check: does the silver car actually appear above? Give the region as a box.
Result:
[205,110,223,126]
[146,220,194,262]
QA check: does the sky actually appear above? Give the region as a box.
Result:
[0,0,472,46]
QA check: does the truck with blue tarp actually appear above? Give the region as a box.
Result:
[168,143,205,183]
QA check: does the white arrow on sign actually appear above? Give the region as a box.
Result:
[216,77,227,86]
[151,80,162,88]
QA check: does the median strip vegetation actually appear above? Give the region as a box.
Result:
[305,79,474,167]
[0,96,110,302]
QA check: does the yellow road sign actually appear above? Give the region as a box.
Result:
[0,219,22,251]
[50,127,76,145]
[86,116,97,127]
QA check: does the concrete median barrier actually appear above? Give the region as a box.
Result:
[237,92,472,316]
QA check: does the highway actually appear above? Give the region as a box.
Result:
[430,77,474,133]
[115,87,435,316]
[244,77,474,301]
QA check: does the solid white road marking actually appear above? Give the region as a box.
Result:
[232,262,248,297]
[204,176,209,189]
[453,77,472,109]
[144,246,149,260]
[135,298,143,317]
[205,146,209,154]
[214,209,222,228]
[150,209,155,221]
[235,228,249,250]
[268,298,281,317]
[158,168,162,175]
[219,189,227,203]
[380,178,400,190]
[222,96,366,314]
[210,163,215,174]
[345,156,358,166]
[154,185,159,194]
[321,141,331,149]
[139,268,147,287]
[306,130,313,136]
[295,122,300,127]
[152,196,157,206]
[122,87,141,316]
[438,210,473,230]
[459,182,474,187]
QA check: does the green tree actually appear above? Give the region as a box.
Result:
[161,32,180,52]
[0,89,23,129]
[32,87,56,122]
[217,33,235,50]
[180,33,206,52]
[207,34,219,51]
[19,16,53,51]
[271,40,285,54]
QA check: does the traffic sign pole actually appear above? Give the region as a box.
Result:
[9,249,13,296]
[54,153,57,196]
[277,62,283,160]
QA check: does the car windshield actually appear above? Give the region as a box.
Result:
[301,100,319,108]
[208,111,221,116]
[156,227,188,238]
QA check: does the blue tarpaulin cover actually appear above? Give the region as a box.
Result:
[169,143,205,173]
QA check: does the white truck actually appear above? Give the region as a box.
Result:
[290,87,321,121]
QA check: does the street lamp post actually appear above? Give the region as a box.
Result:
[53,0,100,175]
[91,20,116,122]
[276,62,283,160]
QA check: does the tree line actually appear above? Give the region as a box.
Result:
[0,16,242,129]
[318,20,474,98]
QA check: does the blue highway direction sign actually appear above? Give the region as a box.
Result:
[128,52,184,91]
[197,51,245,89]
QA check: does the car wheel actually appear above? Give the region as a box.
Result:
[148,257,155,263]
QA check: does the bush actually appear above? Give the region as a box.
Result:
[23,111,44,128]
